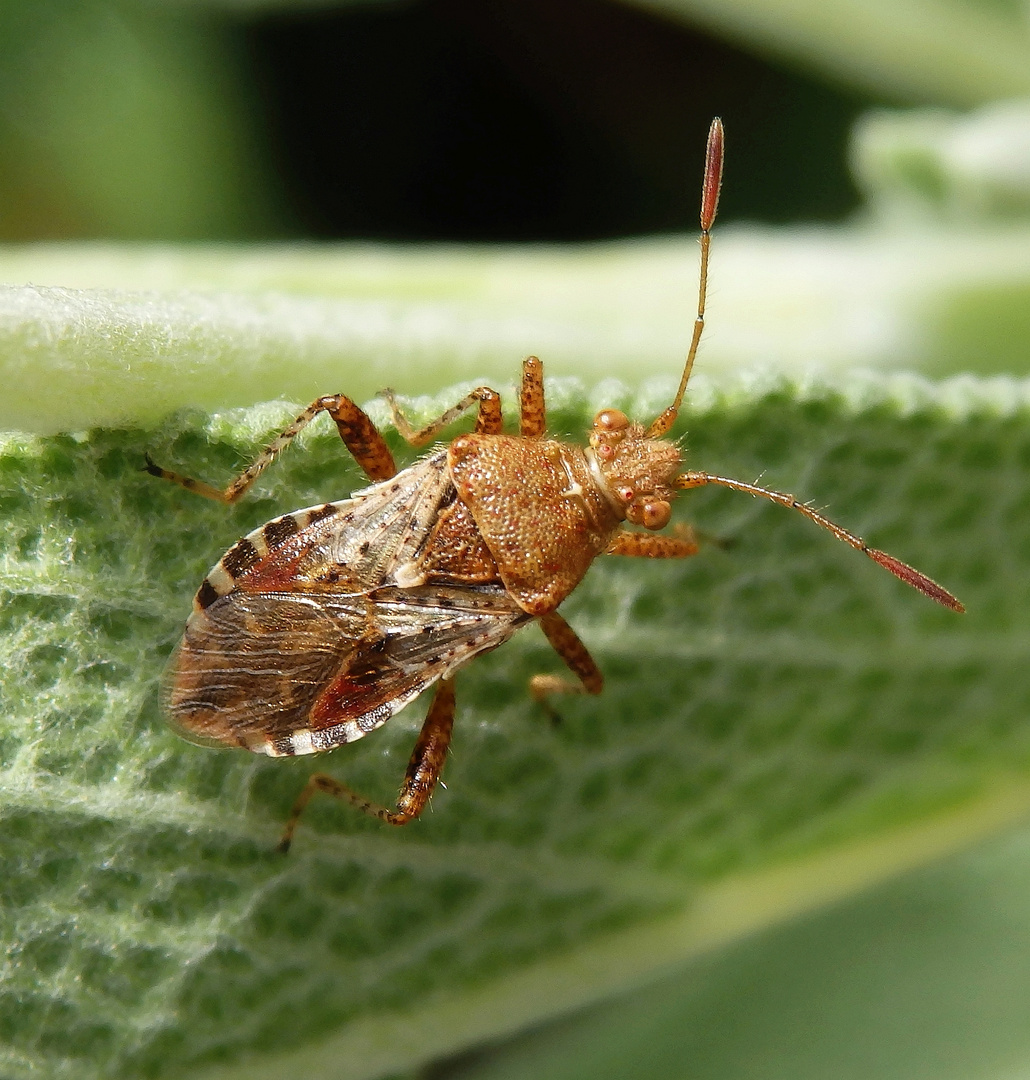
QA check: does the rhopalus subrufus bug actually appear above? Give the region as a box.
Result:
[148,119,964,851]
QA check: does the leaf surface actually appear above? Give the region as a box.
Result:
[1,367,1027,1079]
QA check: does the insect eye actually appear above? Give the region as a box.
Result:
[595,409,630,432]
[640,500,671,530]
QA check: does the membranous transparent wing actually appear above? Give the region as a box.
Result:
[165,583,529,756]
[327,447,458,587]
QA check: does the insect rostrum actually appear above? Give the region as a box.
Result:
[147,119,963,851]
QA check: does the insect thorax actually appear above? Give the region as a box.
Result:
[448,433,623,616]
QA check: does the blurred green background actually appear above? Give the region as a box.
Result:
[4,3,1030,1080]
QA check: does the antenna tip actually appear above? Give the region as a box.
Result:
[867,549,965,612]
[701,118,724,231]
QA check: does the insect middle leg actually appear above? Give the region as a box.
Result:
[146,394,398,502]
[277,676,457,852]
[380,355,545,444]
[380,386,504,444]
[530,611,603,722]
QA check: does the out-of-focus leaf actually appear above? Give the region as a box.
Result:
[3,220,1030,434]
[853,99,1030,221]
[439,823,1030,1080]
[631,0,1030,105]
[0,2,276,240]
[103,0,1030,111]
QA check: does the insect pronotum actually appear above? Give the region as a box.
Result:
[148,118,963,851]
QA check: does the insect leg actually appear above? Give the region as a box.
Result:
[145,394,397,503]
[606,528,701,558]
[519,355,546,437]
[277,677,456,851]
[380,386,503,445]
[530,611,603,722]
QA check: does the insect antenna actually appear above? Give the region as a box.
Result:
[676,471,965,611]
[648,116,725,439]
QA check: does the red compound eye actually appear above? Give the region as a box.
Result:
[594,409,629,432]
[640,500,671,530]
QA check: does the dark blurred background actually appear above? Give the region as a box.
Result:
[245,0,879,239]
[0,0,889,244]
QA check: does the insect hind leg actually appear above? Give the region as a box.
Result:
[146,394,398,503]
[530,612,603,724]
[278,677,456,852]
[143,453,239,503]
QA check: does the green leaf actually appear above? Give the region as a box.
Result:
[852,100,1030,221]
[1,363,1027,1080]
[4,221,1030,436]
[632,0,1030,105]
[437,824,1030,1080]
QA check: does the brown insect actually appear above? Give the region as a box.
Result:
[147,119,963,851]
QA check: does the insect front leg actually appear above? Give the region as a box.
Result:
[530,611,603,723]
[380,386,504,445]
[278,677,456,852]
[146,394,398,502]
[606,528,701,558]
